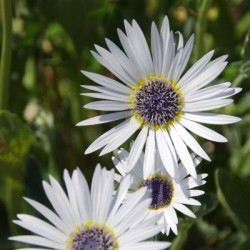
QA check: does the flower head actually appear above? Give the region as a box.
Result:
[10,165,170,250]
[77,16,240,178]
[112,147,207,235]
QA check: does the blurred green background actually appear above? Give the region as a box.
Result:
[0,0,250,249]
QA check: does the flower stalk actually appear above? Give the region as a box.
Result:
[0,0,12,109]
[194,0,213,61]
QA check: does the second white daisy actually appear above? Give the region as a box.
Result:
[112,147,207,235]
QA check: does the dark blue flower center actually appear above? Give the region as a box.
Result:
[133,78,181,127]
[70,225,117,250]
[141,175,173,210]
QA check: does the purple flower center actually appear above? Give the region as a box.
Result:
[70,226,117,250]
[141,175,173,210]
[133,78,181,127]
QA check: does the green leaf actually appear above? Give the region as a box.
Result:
[170,218,193,250]
[242,31,250,61]
[236,12,250,37]
[170,193,217,250]
[0,110,34,180]
[215,169,250,238]
[235,240,250,250]
[50,0,111,52]
[192,193,218,217]
[181,0,199,11]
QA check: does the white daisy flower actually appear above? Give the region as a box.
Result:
[77,16,241,178]
[112,147,207,235]
[10,165,170,250]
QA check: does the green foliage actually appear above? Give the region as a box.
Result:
[0,110,33,180]
[216,169,250,238]
[193,193,218,218]
[242,31,250,61]
[1,0,250,249]
[170,194,218,250]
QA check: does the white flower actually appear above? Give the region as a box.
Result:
[77,16,241,178]
[10,165,170,250]
[112,147,207,235]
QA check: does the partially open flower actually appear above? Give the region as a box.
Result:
[113,148,207,235]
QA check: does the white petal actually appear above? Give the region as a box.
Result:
[127,127,148,172]
[115,198,151,236]
[14,214,66,243]
[165,206,178,224]
[162,130,178,162]
[156,129,177,177]
[143,129,156,179]
[48,176,77,225]
[98,168,114,222]
[82,70,130,94]
[183,112,241,125]
[183,99,233,112]
[172,203,196,218]
[105,38,141,82]
[163,210,178,235]
[121,241,171,250]
[178,50,214,88]
[91,50,133,86]
[176,155,202,182]
[119,224,164,245]
[94,45,135,85]
[99,119,141,155]
[190,190,205,197]
[91,165,103,220]
[76,111,132,126]
[74,168,92,223]
[182,56,228,94]
[113,188,148,229]
[132,20,154,74]
[112,156,126,177]
[185,82,233,102]
[169,127,197,178]
[117,28,146,78]
[174,35,194,81]
[42,181,74,228]
[174,123,210,161]
[106,175,132,225]
[151,22,163,74]
[84,100,129,111]
[23,198,70,234]
[63,170,81,224]
[160,16,170,44]
[85,118,132,154]
[179,118,228,142]
[168,48,183,81]
[161,32,175,77]
[9,235,63,249]
[81,84,129,96]
[82,92,129,102]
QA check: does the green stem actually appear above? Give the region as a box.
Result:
[233,73,247,87]
[0,0,12,109]
[194,0,213,61]
[6,177,24,235]
[170,221,194,250]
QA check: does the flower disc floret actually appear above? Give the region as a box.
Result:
[130,77,183,129]
[139,174,174,210]
[66,222,118,250]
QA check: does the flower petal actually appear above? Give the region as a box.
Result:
[179,118,227,142]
